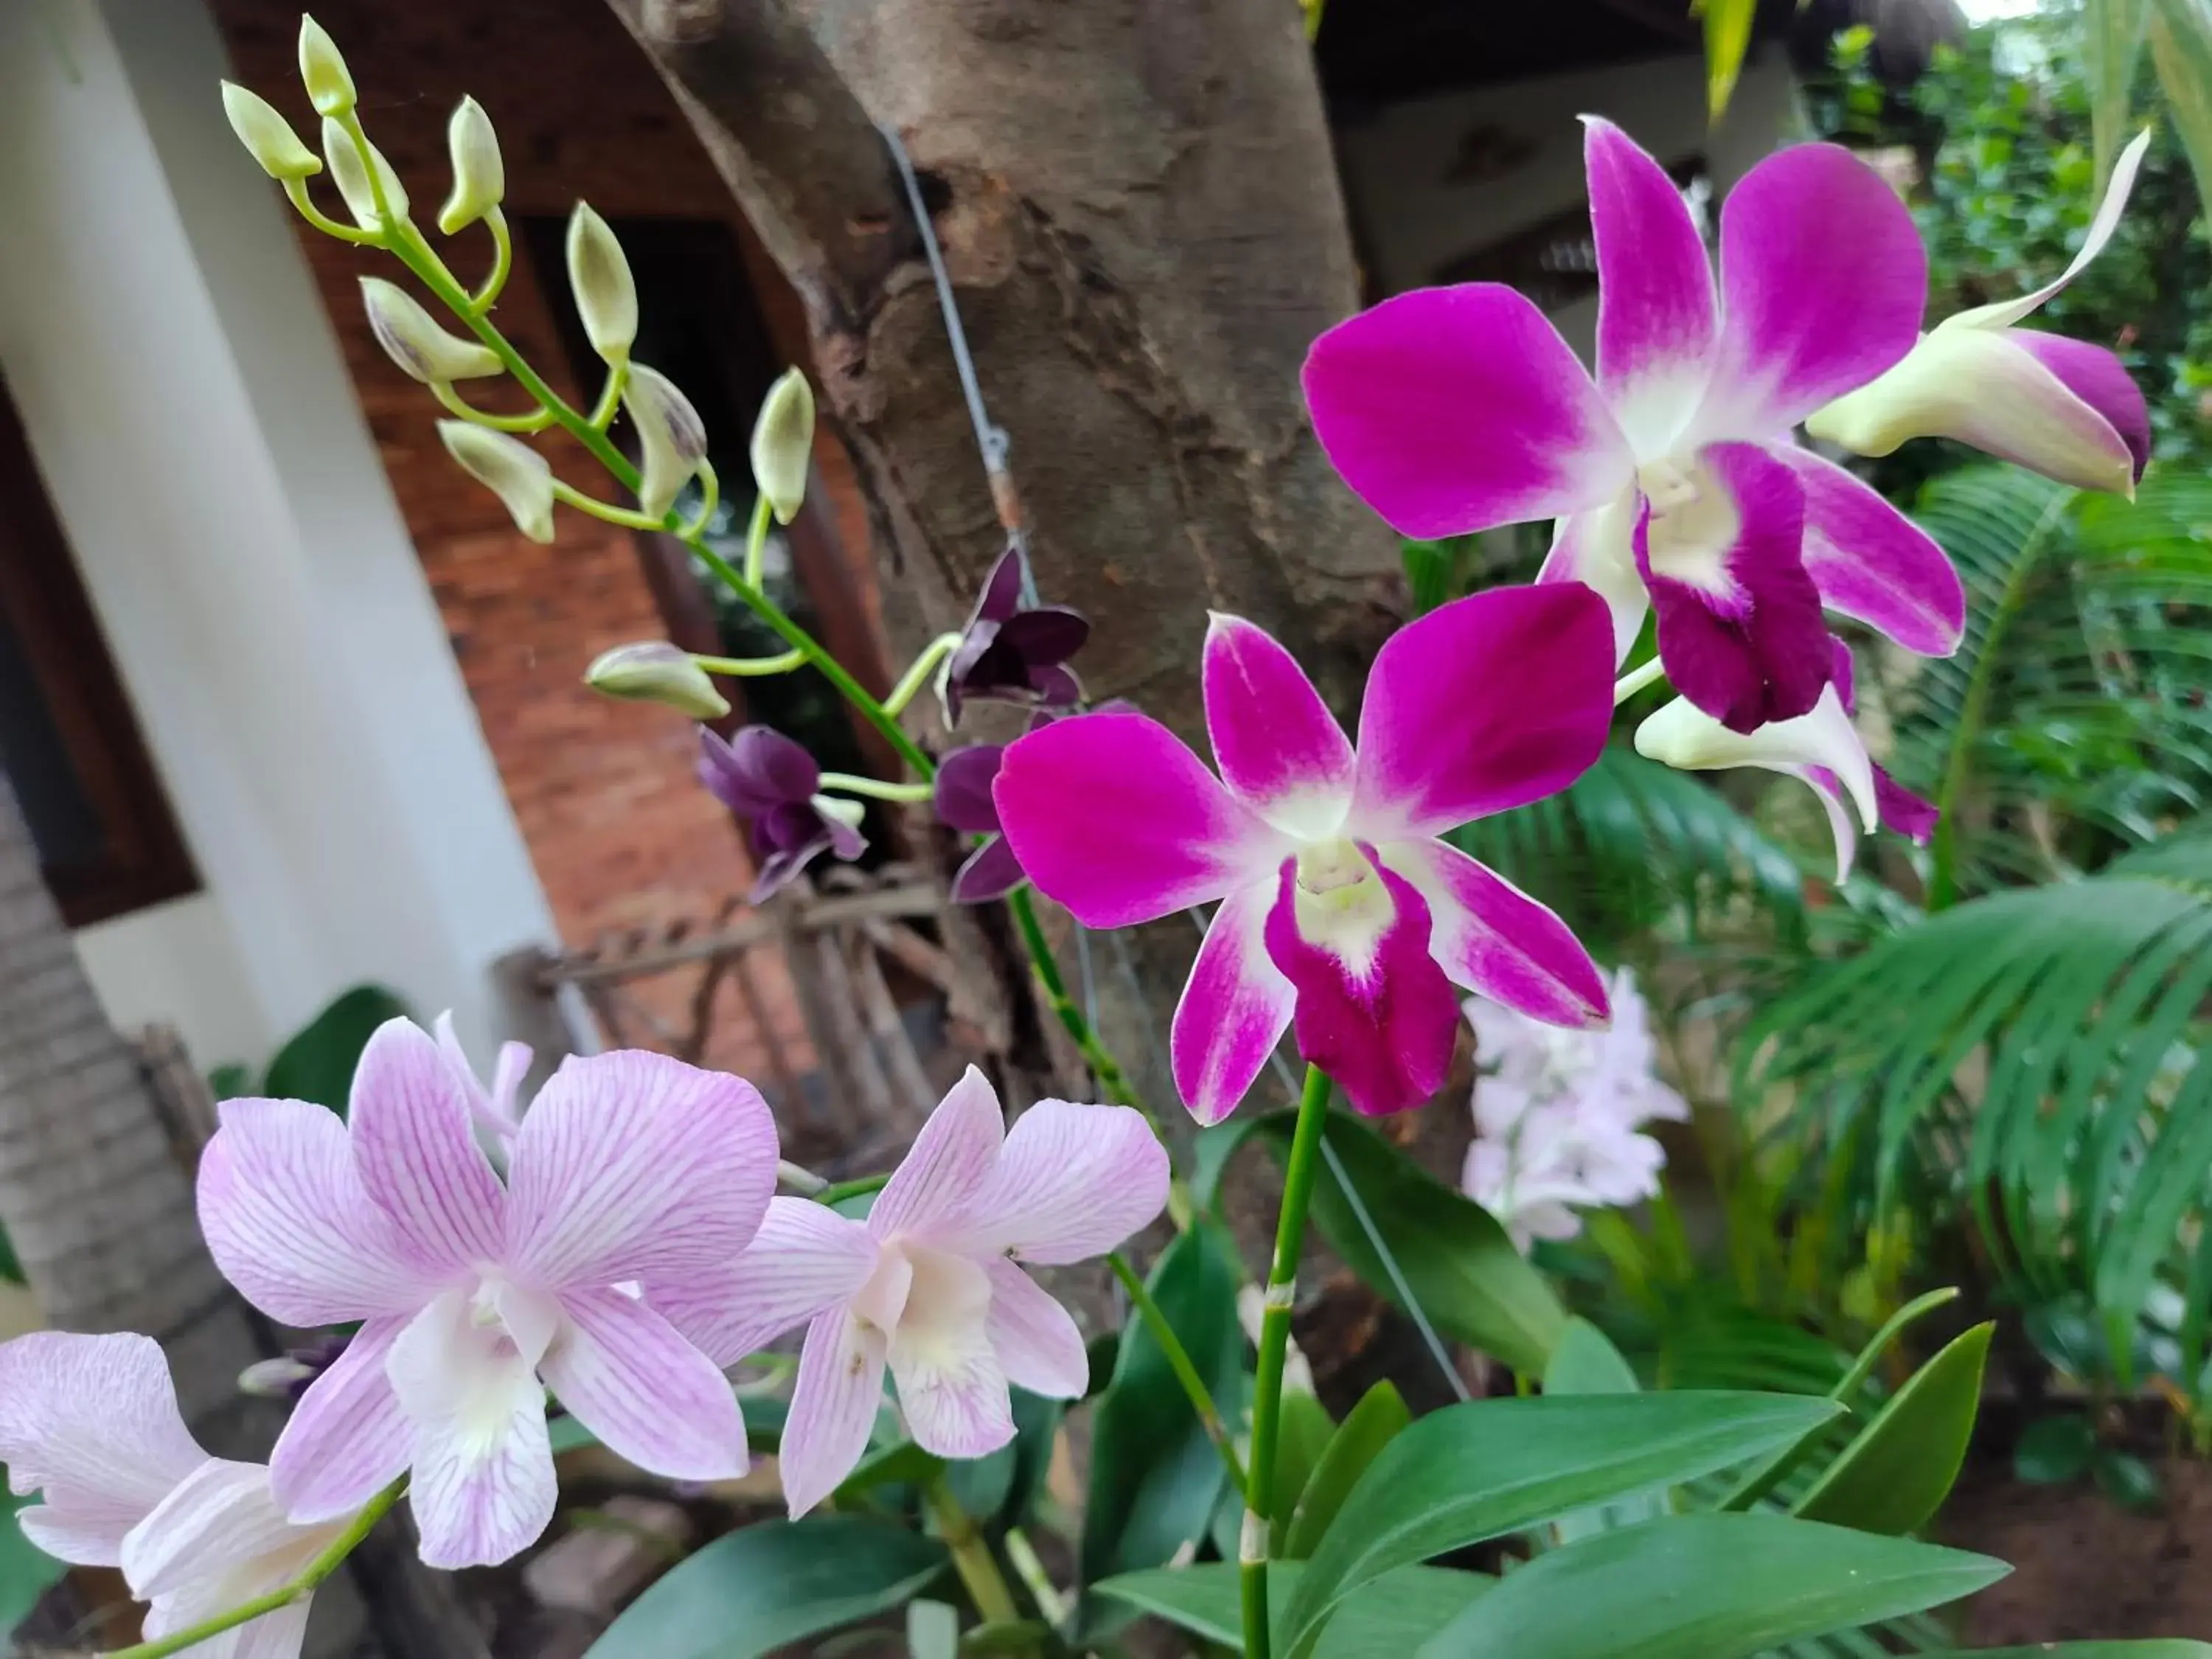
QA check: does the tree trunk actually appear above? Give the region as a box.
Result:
[603,0,1399,724]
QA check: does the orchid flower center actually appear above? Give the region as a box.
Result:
[1288,838,1397,972]
[1635,453,1740,599]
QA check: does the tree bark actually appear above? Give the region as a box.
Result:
[603,0,1399,727]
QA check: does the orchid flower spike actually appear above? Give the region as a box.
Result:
[1463,971,1687,1251]
[940,546,1090,726]
[994,585,1614,1121]
[1633,639,1935,883]
[1809,130,2154,496]
[196,1018,777,1568]
[653,1068,1169,1517]
[698,726,868,902]
[0,1331,349,1659]
[1306,118,1965,735]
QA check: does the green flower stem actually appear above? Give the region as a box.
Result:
[470,206,513,313]
[281,176,379,244]
[883,633,963,718]
[587,360,629,432]
[1107,1251,1246,1489]
[813,1171,892,1208]
[742,493,773,587]
[431,380,557,433]
[108,1480,404,1659]
[1241,1063,1332,1659]
[692,648,808,677]
[815,772,937,804]
[1006,886,1139,1110]
[922,1472,1020,1625]
[550,479,667,532]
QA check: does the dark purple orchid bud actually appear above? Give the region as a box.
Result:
[933,743,1026,903]
[942,546,1090,725]
[698,726,868,901]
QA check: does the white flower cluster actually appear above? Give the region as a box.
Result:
[1461,967,1687,1251]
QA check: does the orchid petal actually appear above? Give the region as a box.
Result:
[780,1310,887,1518]
[1171,880,1297,1127]
[1875,765,1941,845]
[1584,116,1719,457]
[1350,584,1614,841]
[1379,840,1609,1027]
[2011,332,2150,481]
[982,1259,1090,1399]
[1792,766,1865,883]
[198,1099,439,1326]
[950,837,1026,904]
[268,1316,412,1523]
[389,1289,557,1569]
[1303,285,1635,538]
[954,1100,1172,1265]
[1780,446,1964,655]
[541,1289,748,1481]
[1202,613,1354,835]
[349,1018,507,1272]
[1945,128,2152,332]
[887,1247,1015,1460]
[1538,494,1648,666]
[869,1066,1004,1242]
[1635,685,1878,844]
[1808,327,2140,495]
[650,1197,878,1368]
[507,1050,776,1289]
[993,712,1287,927]
[122,1461,307,1602]
[1699,143,1926,439]
[1263,855,1460,1117]
[0,1332,204,1565]
[1638,442,1831,733]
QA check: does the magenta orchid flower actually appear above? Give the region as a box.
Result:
[1809,130,2153,495]
[991,585,1613,1123]
[196,1018,776,1568]
[1634,640,1935,883]
[1304,118,1962,734]
[653,1068,1168,1517]
[0,1332,347,1659]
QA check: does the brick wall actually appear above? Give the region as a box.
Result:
[205,0,878,1079]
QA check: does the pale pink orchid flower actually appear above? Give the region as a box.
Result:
[1305,118,1966,736]
[196,1017,776,1568]
[434,1009,529,1145]
[0,1331,346,1659]
[1635,639,1936,884]
[653,1068,1169,1519]
[990,586,1614,1123]
[1464,970,1688,1251]
[1809,129,2153,497]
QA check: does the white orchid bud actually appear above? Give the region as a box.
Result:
[220,83,321,181]
[440,421,555,543]
[750,367,815,524]
[297,15,356,119]
[585,642,731,720]
[622,364,709,519]
[361,279,502,384]
[438,97,505,236]
[565,204,636,365]
[323,117,408,229]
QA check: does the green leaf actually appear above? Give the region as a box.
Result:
[2150,0,2212,214]
[206,1061,254,1102]
[1700,0,1759,119]
[836,1440,943,1503]
[262,984,411,1113]
[2093,1448,2164,1512]
[1793,1323,1992,1536]
[1542,1319,1651,1540]
[1271,1389,1336,1533]
[1080,1224,1245,1585]
[584,1514,947,1659]
[1284,1381,1411,1562]
[1281,1391,1838,1659]
[0,1484,67,1633]
[1253,1109,1565,1375]
[1543,1318,1639,1396]
[907,1599,959,1659]
[2084,0,2149,189]
[2014,1413,2096,1484]
[1096,1561,1489,1659]
[1925,1647,2212,1658]
[959,1620,1051,1655]
[1415,1513,2007,1659]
